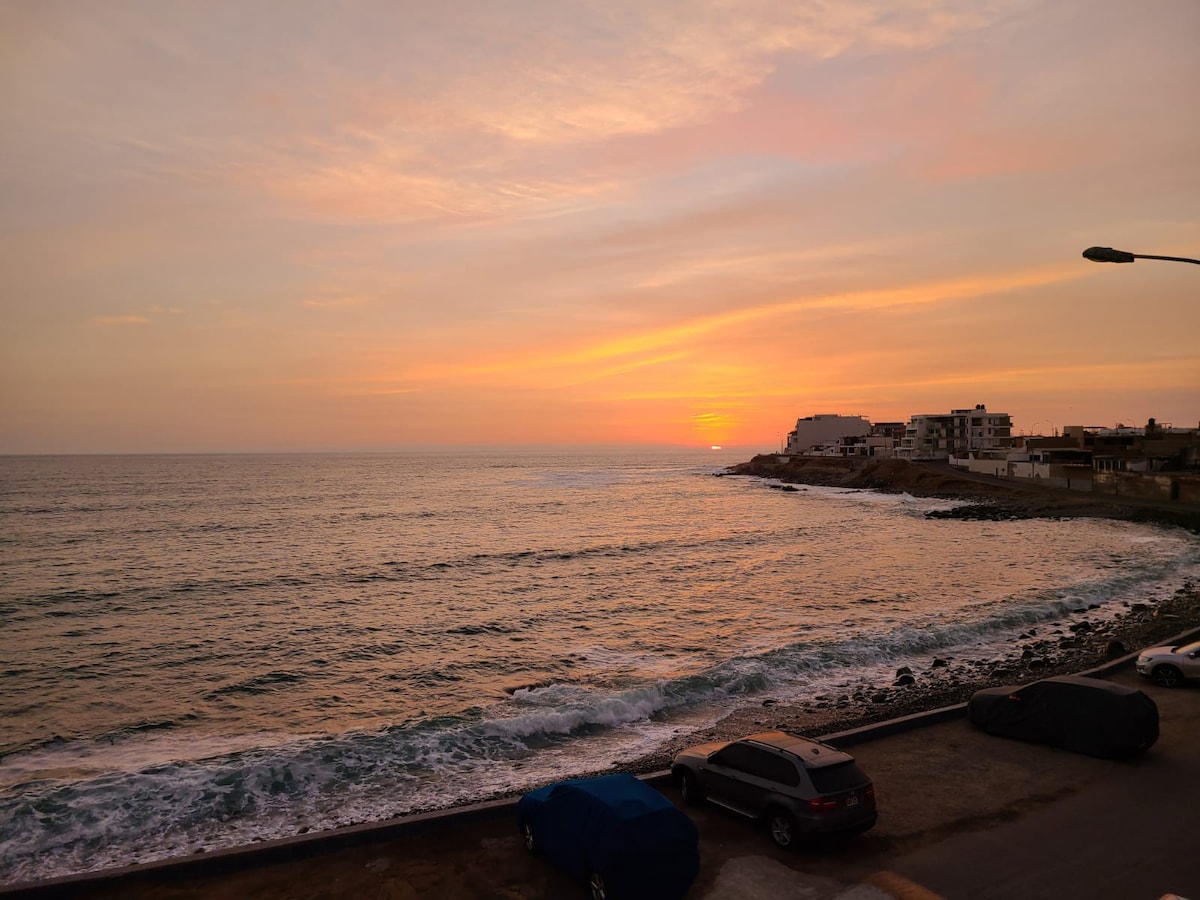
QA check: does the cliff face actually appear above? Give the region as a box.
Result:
[729,455,1011,497]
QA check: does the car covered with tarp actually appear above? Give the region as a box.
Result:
[968,674,1159,759]
[516,772,699,900]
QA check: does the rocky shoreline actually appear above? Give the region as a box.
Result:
[623,579,1200,775]
[728,454,1200,532]
[371,456,1200,820]
[407,577,1198,816]
[618,454,1200,774]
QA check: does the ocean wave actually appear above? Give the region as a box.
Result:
[444,620,531,636]
[0,682,687,883]
[326,531,768,582]
[205,672,306,699]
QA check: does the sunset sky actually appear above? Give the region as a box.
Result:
[2,0,1198,453]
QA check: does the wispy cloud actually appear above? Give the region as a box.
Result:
[88,315,151,327]
[5,1,1010,224]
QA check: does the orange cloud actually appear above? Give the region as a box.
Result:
[366,263,1087,387]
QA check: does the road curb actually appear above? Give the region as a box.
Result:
[5,625,1198,898]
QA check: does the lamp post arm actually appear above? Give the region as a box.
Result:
[1131,253,1200,265]
[1083,246,1199,265]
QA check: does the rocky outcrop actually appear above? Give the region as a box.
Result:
[729,455,1200,532]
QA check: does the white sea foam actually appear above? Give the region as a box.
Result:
[0,730,324,791]
[760,477,970,514]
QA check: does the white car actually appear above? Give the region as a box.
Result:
[1136,640,1200,688]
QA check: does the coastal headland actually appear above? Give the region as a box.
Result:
[728,454,1200,532]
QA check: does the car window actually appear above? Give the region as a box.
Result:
[711,742,758,773]
[714,744,800,785]
[807,761,869,793]
[755,752,800,786]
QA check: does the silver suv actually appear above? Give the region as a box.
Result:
[671,731,877,849]
[1136,640,1200,687]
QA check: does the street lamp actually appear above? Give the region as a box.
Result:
[1083,246,1200,265]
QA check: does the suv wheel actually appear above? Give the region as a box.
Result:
[679,770,704,806]
[1152,665,1183,688]
[767,809,798,849]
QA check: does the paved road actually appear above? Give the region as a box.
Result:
[885,670,1198,900]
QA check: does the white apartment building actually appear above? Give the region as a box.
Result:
[784,414,871,455]
[900,404,1013,460]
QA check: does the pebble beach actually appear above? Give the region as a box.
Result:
[625,579,1200,775]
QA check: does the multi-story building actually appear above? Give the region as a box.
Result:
[784,414,871,455]
[899,404,1013,460]
[812,422,907,458]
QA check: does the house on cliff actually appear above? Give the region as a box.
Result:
[898,404,1014,461]
[964,420,1200,499]
[1090,421,1200,503]
[779,408,1197,506]
[784,414,870,455]
[986,436,1095,490]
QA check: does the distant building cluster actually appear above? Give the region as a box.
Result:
[784,405,1015,460]
[784,405,1200,497]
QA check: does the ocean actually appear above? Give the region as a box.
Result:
[3,450,1199,884]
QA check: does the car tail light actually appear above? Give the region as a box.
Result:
[865,785,875,801]
[807,797,838,813]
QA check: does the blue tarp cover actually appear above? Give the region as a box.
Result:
[517,773,699,899]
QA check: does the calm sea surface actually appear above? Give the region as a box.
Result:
[3,451,1199,882]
